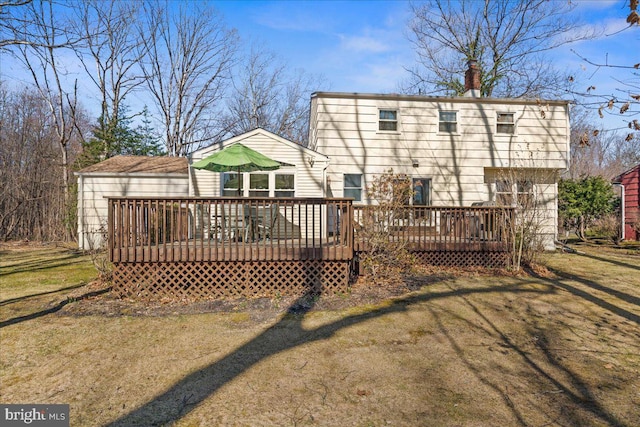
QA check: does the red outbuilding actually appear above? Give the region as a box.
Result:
[613,164,640,241]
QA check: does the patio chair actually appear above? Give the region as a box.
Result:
[255,204,279,240]
[221,203,247,241]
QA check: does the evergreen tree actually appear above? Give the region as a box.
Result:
[559,176,617,240]
[77,105,164,168]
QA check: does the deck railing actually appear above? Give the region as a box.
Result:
[353,205,514,252]
[108,197,354,263]
[108,198,514,264]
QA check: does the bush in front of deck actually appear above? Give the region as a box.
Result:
[358,169,416,279]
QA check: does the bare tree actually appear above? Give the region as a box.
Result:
[0,84,87,241]
[138,0,238,156]
[1,0,56,50]
[224,47,280,137]
[404,0,597,98]
[7,0,84,240]
[568,107,640,181]
[71,0,148,158]
[568,51,640,143]
[223,45,324,145]
[494,167,558,270]
[568,111,613,180]
[355,170,416,279]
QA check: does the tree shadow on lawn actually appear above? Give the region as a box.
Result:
[433,283,630,427]
[0,286,111,328]
[0,254,87,277]
[106,280,554,427]
[576,251,640,272]
[0,282,88,306]
[538,268,640,325]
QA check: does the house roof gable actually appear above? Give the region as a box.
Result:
[192,128,329,161]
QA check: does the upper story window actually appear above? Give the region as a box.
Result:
[344,174,362,202]
[497,112,515,134]
[378,109,398,131]
[439,111,457,133]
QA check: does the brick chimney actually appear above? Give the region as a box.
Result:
[464,59,481,97]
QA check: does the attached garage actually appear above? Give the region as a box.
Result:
[75,156,189,250]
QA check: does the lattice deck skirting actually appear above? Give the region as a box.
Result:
[354,250,509,274]
[113,260,352,301]
[411,250,509,267]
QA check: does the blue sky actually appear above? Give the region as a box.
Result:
[216,0,413,92]
[215,1,636,90]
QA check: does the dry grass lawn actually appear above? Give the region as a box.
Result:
[1,242,639,426]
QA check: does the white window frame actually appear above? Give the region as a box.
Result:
[496,112,516,135]
[249,173,270,197]
[222,172,244,197]
[438,110,458,133]
[222,170,296,197]
[274,173,295,198]
[344,173,363,202]
[495,179,534,208]
[378,109,399,132]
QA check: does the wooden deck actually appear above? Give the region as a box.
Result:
[107,197,514,299]
[353,205,512,252]
[108,197,354,263]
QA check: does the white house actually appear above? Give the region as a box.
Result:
[308,64,570,249]
[77,63,570,251]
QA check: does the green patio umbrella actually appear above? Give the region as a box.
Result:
[191,143,291,196]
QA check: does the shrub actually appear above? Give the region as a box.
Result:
[591,214,622,243]
[357,169,416,279]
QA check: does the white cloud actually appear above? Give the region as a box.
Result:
[354,61,410,93]
[339,34,390,53]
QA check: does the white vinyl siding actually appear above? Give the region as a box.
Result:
[309,92,569,248]
[77,173,189,250]
[310,94,569,175]
[190,129,328,200]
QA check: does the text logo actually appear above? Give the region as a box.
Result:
[1,405,69,427]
